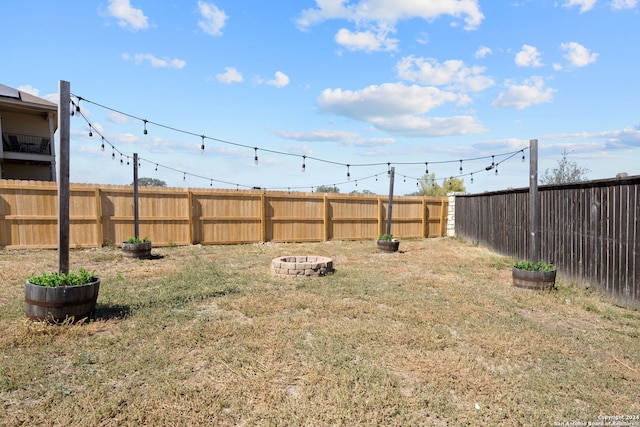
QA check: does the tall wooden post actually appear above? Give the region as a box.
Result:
[58,80,70,274]
[133,152,139,239]
[386,167,395,236]
[529,139,539,263]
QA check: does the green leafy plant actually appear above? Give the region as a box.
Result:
[28,268,96,287]
[125,236,150,244]
[377,233,394,241]
[514,260,555,271]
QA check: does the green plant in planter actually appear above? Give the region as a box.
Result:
[514,260,555,271]
[28,267,96,287]
[125,236,150,244]
[377,233,394,241]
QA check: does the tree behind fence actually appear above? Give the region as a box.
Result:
[454,175,640,308]
[0,180,448,248]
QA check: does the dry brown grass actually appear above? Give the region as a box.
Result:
[1,238,638,426]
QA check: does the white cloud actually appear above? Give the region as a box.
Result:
[277,129,394,147]
[492,77,555,109]
[122,53,186,69]
[396,56,494,92]
[297,0,484,31]
[17,85,39,96]
[266,71,290,88]
[216,67,243,84]
[335,28,398,52]
[197,1,228,36]
[563,0,597,12]
[612,0,637,9]
[107,0,148,30]
[475,46,492,58]
[317,82,485,137]
[560,42,598,67]
[515,45,543,67]
[370,115,486,137]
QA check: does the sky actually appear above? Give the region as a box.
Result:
[2,0,639,195]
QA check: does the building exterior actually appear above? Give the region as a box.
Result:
[0,83,57,181]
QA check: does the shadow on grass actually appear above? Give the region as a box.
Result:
[94,303,132,320]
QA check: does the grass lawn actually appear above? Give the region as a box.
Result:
[1,238,638,426]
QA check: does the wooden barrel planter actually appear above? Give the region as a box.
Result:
[121,241,152,259]
[512,267,557,291]
[25,278,101,323]
[377,240,400,253]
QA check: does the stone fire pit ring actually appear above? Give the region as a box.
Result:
[271,256,334,277]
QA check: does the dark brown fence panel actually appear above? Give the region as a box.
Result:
[455,175,640,308]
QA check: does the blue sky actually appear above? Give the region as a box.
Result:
[3,0,639,194]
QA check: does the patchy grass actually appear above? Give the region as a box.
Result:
[0,239,638,426]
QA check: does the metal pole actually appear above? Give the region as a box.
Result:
[133,153,139,239]
[386,167,395,236]
[529,139,539,263]
[58,80,70,274]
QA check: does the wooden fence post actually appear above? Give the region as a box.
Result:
[529,139,539,263]
[58,80,70,274]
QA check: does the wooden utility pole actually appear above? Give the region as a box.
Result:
[386,167,395,236]
[58,80,70,274]
[529,139,539,263]
[133,153,139,239]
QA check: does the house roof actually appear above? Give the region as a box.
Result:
[0,83,58,128]
[0,83,58,111]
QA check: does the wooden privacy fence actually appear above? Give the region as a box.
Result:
[454,175,640,308]
[0,180,448,249]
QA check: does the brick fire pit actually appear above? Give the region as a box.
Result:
[271,256,334,277]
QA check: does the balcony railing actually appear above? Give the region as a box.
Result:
[2,133,51,155]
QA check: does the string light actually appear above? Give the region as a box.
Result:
[183,172,186,181]
[70,93,531,192]
[112,148,115,160]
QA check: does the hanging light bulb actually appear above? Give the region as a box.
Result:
[101,137,105,151]
[416,180,419,187]
[387,163,391,177]
[301,155,306,172]
[126,156,130,166]
[183,172,186,181]
[521,150,526,162]
[112,149,115,160]
[425,162,429,174]
[254,147,259,165]
[347,164,351,180]
[459,159,463,173]
[471,173,474,184]
[75,98,81,113]
[403,176,406,183]
[201,135,205,151]
[492,155,495,167]
[495,166,499,176]
[120,155,123,165]
[88,125,93,137]
[143,120,148,135]
[355,180,358,187]
[155,164,158,171]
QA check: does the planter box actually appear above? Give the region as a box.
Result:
[377,240,400,253]
[512,267,556,291]
[121,241,152,259]
[25,278,100,323]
